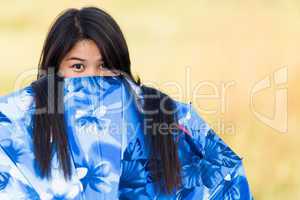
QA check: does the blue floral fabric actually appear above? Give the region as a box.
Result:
[0,75,253,199]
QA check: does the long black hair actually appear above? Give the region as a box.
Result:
[31,6,182,194]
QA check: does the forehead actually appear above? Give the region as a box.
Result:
[65,39,102,60]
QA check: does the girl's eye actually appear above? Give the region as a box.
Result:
[71,64,85,72]
[99,63,105,69]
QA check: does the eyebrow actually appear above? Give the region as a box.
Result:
[66,57,103,62]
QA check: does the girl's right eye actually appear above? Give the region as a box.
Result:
[71,64,85,72]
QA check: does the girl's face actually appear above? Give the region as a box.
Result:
[58,39,118,78]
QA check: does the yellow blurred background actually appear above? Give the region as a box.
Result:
[0,1,299,199]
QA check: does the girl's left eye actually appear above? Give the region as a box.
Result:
[71,64,85,72]
[99,62,105,68]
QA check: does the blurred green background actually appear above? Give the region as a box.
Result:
[0,1,299,199]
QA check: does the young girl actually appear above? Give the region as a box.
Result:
[0,6,253,199]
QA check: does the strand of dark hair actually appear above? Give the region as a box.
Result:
[31,73,72,180]
[141,85,182,194]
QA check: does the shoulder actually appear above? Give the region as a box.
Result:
[0,85,36,152]
[0,85,35,124]
[172,99,242,160]
[173,100,208,129]
[172,100,254,198]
